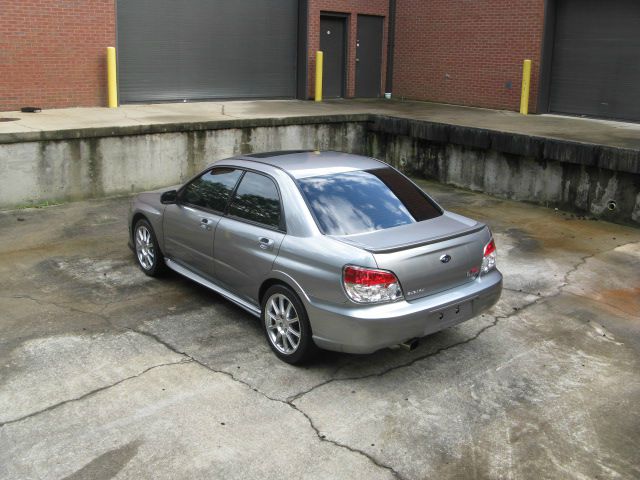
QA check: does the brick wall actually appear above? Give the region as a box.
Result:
[0,0,115,112]
[1,0,546,112]
[393,0,545,112]
[307,0,389,98]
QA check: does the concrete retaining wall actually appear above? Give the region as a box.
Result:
[0,114,638,226]
[367,117,640,226]
[0,122,366,207]
[369,133,640,225]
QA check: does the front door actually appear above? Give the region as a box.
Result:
[213,171,285,303]
[355,15,383,98]
[320,15,347,98]
[163,204,220,278]
[163,167,243,279]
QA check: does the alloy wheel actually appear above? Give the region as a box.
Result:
[265,293,301,355]
[135,225,155,270]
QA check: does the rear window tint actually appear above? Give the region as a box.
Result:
[298,168,442,235]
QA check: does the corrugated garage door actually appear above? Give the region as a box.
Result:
[549,0,640,122]
[117,0,298,103]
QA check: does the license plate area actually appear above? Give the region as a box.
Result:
[428,301,473,329]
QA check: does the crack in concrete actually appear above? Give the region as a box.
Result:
[502,287,543,297]
[8,293,123,332]
[3,243,633,476]
[0,359,192,428]
[559,252,595,291]
[294,320,487,403]
[130,327,405,480]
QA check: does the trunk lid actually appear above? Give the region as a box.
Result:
[333,212,490,301]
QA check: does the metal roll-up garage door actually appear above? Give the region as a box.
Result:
[117,0,299,103]
[548,0,640,122]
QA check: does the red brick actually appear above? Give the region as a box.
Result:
[0,0,115,111]
[393,0,545,112]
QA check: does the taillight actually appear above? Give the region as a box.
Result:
[343,265,403,304]
[481,238,497,274]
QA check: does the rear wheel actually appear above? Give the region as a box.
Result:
[133,219,165,277]
[261,285,317,365]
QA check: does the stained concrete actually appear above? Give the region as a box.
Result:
[0,181,639,479]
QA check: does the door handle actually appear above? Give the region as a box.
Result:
[200,218,212,231]
[258,237,274,250]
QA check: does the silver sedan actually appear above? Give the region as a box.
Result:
[128,151,502,364]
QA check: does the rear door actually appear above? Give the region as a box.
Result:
[163,167,243,278]
[213,171,285,302]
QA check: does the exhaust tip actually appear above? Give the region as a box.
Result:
[399,338,420,351]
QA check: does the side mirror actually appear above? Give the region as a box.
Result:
[160,189,177,204]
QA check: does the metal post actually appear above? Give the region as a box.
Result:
[315,51,323,102]
[520,59,531,115]
[107,47,118,108]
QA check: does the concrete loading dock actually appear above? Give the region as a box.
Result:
[1,100,639,225]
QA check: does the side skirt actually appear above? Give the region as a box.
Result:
[165,258,261,318]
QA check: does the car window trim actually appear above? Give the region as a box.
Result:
[226,168,287,233]
[176,166,243,215]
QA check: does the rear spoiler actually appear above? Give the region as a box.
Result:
[332,224,487,254]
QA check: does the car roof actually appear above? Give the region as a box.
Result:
[237,150,387,179]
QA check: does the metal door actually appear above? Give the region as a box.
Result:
[549,0,640,121]
[117,0,298,103]
[355,15,384,98]
[320,15,347,98]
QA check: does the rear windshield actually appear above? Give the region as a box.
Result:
[297,168,442,235]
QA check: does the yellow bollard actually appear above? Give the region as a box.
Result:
[315,51,323,102]
[107,47,118,108]
[520,59,531,115]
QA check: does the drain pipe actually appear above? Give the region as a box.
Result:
[385,0,397,99]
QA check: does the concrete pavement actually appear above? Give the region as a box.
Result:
[0,181,639,479]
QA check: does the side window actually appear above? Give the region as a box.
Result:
[180,168,242,212]
[228,172,282,229]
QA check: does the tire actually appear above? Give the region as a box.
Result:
[261,284,318,365]
[133,218,166,277]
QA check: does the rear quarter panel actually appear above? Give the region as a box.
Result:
[273,235,376,306]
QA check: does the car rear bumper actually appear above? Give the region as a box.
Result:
[307,270,503,354]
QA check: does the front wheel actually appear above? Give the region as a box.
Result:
[261,285,318,365]
[133,219,166,277]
